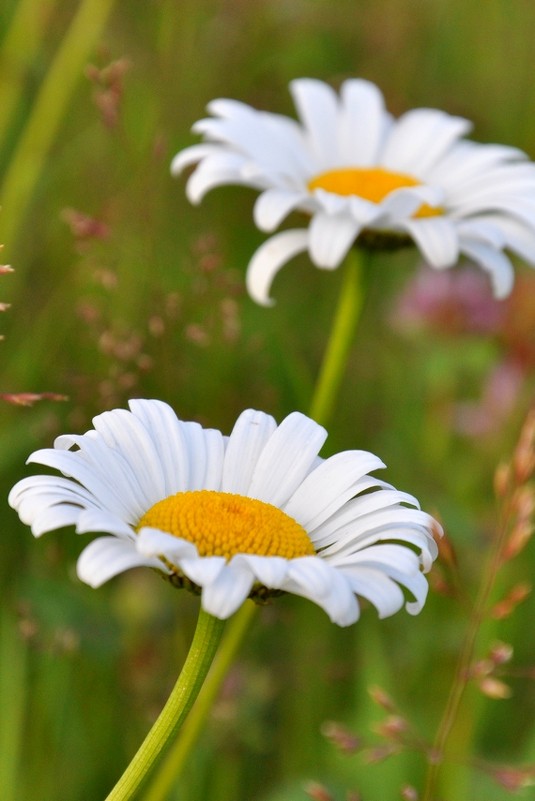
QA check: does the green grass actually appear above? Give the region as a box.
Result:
[1,1,535,799]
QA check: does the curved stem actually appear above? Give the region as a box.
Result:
[143,601,257,801]
[104,609,225,801]
[308,248,367,427]
[141,249,369,801]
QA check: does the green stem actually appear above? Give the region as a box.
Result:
[0,0,116,259]
[141,249,368,801]
[143,601,257,801]
[104,609,225,801]
[0,0,59,155]
[308,249,367,427]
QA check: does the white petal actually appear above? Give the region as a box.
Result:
[430,142,526,187]
[455,218,506,249]
[253,188,307,232]
[232,554,289,588]
[76,508,133,538]
[181,421,208,489]
[248,412,327,506]
[339,79,390,166]
[170,143,222,175]
[342,566,405,617]
[202,429,226,490]
[375,185,443,224]
[200,562,255,619]
[91,407,168,505]
[479,214,535,265]
[126,399,193,495]
[317,506,437,556]
[9,475,99,524]
[136,528,199,561]
[179,556,227,585]
[222,409,278,494]
[27,448,140,522]
[246,229,309,306]
[284,450,386,530]
[290,79,341,168]
[308,212,361,268]
[77,537,163,588]
[198,99,312,178]
[29,506,83,537]
[400,217,460,268]
[186,156,251,204]
[460,239,515,298]
[284,557,360,626]
[381,108,471,175]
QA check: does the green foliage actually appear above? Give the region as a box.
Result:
[1,1,535,799]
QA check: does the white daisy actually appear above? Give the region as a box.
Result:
[9,399,440,626]
[172,78,535,305]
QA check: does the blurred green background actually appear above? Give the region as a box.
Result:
[1,0,535,799]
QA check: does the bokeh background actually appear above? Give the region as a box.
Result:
[1,1,535,799]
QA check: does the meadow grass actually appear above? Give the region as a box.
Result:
[1,1,535,799]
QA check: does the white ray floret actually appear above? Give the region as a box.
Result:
[172,78,535,305]
[10,399,440,626]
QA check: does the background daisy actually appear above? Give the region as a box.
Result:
[173,78,535,304]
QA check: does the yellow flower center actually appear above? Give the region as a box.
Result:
[308,167,442,217]
[137,489,315,560]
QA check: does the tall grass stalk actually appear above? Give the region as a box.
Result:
[0,0,116,265]
[0,0,59,153]
[422,412,535,800]
[0,609,28,801]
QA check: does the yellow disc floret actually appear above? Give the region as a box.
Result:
[137,490,315,560]
[308,167,442,217]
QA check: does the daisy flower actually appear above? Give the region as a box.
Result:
[9,399,440,626]
[172,78,535,305]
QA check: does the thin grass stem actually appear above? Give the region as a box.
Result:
[0,0,116,262]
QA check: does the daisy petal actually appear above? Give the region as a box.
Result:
[308,212,361,268]
[201,562,255,619]
[342,566,406,617]
[460,240,515,298]
[77,537,163,588]
[290,78,340,168]
[382,108,471,175]
[254,188,307,232]
[233,554,289,588]
[400,217,460,268]
[136,527,199,561]
[246,229,309,306]
[249,412,327,506]
[339,79,390,166]
[284,450,386,530]
[285,558,360,626]
[170,144,223,175]
[222,409,278,494]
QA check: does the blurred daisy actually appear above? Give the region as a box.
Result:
[10,399,439,626]
[172,78,535,305]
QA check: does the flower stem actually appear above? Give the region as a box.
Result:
[142,601,257,801]
[139,249,368,800]
[104,609,225,801]
[308,248,367,427]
